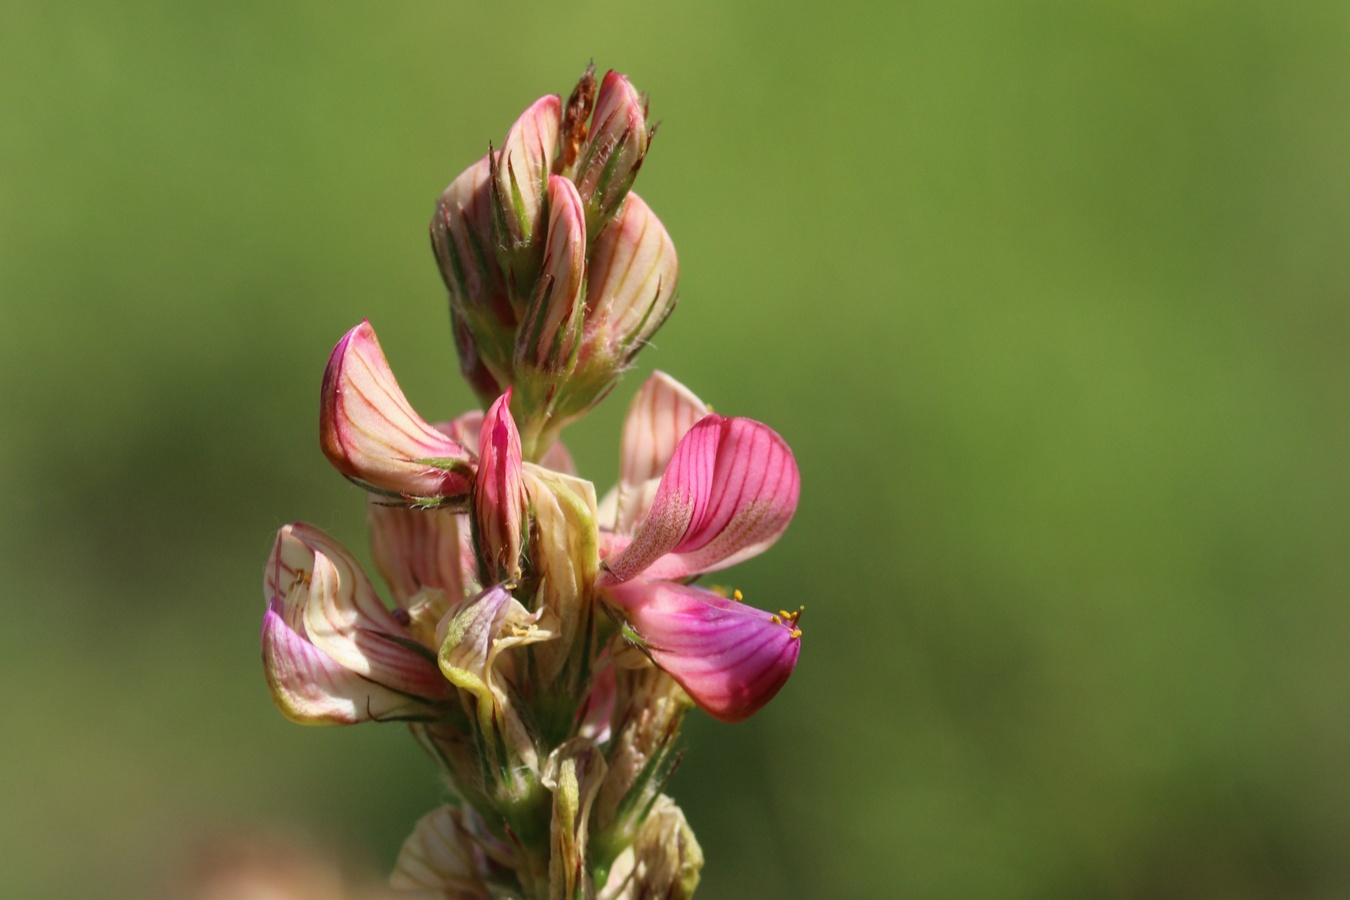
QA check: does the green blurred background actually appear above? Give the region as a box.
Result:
[3,2,1348,897]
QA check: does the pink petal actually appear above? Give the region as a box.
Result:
[492,95,561,253]
[474,390,526,581]
[515,175,587,374]
[266,523,447,701]
[367,498,470,608]
[597,415,800,585]
[260,601,419,725]
[431,154,505,307]
[320,321,473,501]
[612,371,709,534]
[581,193,677,367]
[603,581,801,724]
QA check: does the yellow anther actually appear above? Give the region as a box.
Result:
[732,589,744,602]
[790,628,802,640]
[770,614,782,624]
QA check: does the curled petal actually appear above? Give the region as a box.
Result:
[603,581,800,724]
[439,584,558,770]
[598,415,799,585]
[607,371,708,534]
[261,601,419,725]
[266,523,447,699]
[320,321,473,501]
[474,390,526,582]
[581,193,677,368]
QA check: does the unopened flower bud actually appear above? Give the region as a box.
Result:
[592,664,690,870]
[543,739,608,900]
[491,95,561,306]
[320,320,474,503]
[473,390,526,583]
[514,175,587,381]
[575,71,649,236]
[433,154,517,401]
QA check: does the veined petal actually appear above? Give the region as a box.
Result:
[492,95,561,298]
[581,193,677,367]
[389,805,508,896]
[438,584,557,769]
[522,466,599,686]
[610,371,709,534]
[598,415,799,584]
[320,321,473,501]
[267,523,447,701]
[603,581,800,724]
[260,600,419,725]
[431,154,504,307]
[515,175,587,376]
[367,498,469,609]
[474,390,526,582]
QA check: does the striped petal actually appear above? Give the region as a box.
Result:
[389,805,510,896]
[320,321,473,501]
[473,390,526,582]
[260,600,417,725]
[265,523,447,701]
[515,175,587,376]
[603,581,801,724]
[607,371,709,534]
[581,192,677,367]
[598,415,799,585]
[492,95,561,297]
[367,498,470,608]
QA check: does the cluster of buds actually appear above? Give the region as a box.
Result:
[262,66,802,899]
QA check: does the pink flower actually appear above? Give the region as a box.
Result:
[261,523,448,725]
[595,372,802,723]
[320,320,474,502]
[603,582,801,725]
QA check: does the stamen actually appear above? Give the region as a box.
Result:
[732,589,743,602]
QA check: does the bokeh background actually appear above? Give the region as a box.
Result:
[4,2,1349,897]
